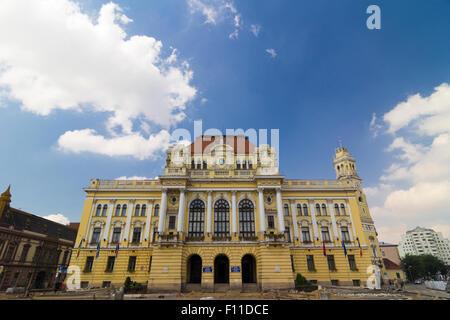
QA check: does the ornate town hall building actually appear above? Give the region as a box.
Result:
[68,135,385,291]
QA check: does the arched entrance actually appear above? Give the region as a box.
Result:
[34,271,46,289]
[214,254,229,284]
[242,254,257,283]
[187,254,202,283]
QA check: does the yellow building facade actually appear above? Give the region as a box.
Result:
[67,135,385,292]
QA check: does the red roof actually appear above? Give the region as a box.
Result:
[383,258,402,270]
[190,135,256,154]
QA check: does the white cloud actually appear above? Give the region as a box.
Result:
[367,83,450,242]
[228,29,239,40]
[188,0,262,41]
[369,112,382,137]
[43,213,70,226]
[250,24,261,37]
[265,48,277,58]
[0,0,197,159]
[58,128,172,160]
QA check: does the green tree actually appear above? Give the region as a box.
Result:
[401,254,447,281]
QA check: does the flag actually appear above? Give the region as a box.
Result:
[322,240,327,256]
[76,239,83,259]
[342,239,347,257]
[115,243,120,258]
[357,238,363,257]
[95,241,100,259]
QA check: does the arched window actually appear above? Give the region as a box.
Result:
[115,204,121,217]
[135,204,141,217]
[297,204,302,216]
[303,204,309,216]
[248,161,253,169]
[102,204,108,216]
[242,160,247,169]
[141,204,147,217]
[321,204,327,216]
[196,161,201,170]
[188,200,205,238]
[214,199,230,237]
[121,204,127,217]
[340,204,346,216]
[95,204,102,216]
[334,203,340,216]
[236,160,241,170]
[315,204,321,216]
[284,204,289,216]
[154,204,160,216]
[191,160,195,169]
[239,199,255,238]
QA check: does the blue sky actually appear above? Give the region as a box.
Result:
[0,0,449,243]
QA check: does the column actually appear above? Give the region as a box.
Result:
[84,199,97,241]
[275,188,285,233]
[102,199,115,243]
[345,199,357,243]
[143,200,154,241]
[158,189,168,233]
[122,200,135,242]
[231,191,237,235]
[290,200,299,241]
[328,200,339,242]
[308,200,320,241]
[177,189,186,233]
[258,188,266,234]
[206,191,212,234]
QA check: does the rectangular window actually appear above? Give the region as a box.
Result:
[352,279,360,287]
[84,256,94,272]
[348,255,357,271]
[128,256,137,272]
[81,281,89,289]
[286,227,291,242]
[341,227,350,242]
[309,280,317,284]
[20,245,31,262]
[267,216,275,229]
[62,250,69,266]
[91,228,101,244]
[307,255,315,271]
[132,227,141,243]
[290,255,295,272]
[301,227,311,242]
[331,280,339,286]
[327,255,336,271]
[284,206,289,216]
[105,256,115,272]
[112,227,121,243]
[321,227,331,242]
[168,216,176,230]
[102,281,111,288]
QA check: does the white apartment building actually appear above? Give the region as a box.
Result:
[398,227,450,265]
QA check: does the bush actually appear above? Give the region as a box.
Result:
[123,277,145,293]
[295,273,308,287]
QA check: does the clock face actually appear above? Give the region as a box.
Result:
[219,159,225,165]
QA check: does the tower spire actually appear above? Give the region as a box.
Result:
[0,185,12,219]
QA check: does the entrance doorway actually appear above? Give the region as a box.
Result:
[242,254,256,283]
[187,255,202,283]
[34,271,46,289]
[214,254,229,283]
